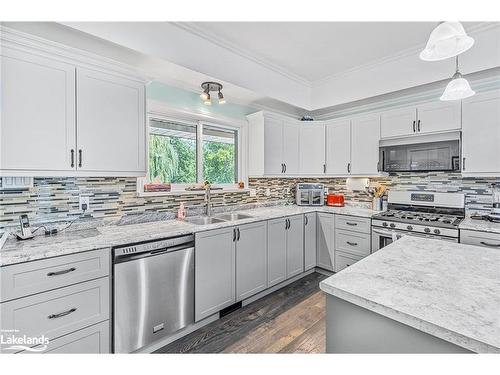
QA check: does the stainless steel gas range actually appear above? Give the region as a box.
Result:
[371,190,465,252]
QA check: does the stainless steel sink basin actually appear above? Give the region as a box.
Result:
[184,216,226,225]
[215,213,253,221]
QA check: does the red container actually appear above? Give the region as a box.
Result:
[327,193,345,207]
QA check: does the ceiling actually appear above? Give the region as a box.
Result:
[187,22,480,83]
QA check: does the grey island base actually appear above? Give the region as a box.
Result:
[320,236,500,354]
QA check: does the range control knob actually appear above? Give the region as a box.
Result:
[434,229,441,235]
[382,222,388,227]
[424,227,431,233]
[389,223,396,228]
[407,225,413,231]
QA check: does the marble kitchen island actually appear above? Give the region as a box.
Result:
[320,236,500,353]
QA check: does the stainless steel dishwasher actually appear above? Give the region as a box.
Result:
[113,234,195,353]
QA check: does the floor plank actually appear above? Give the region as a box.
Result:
[155,272,327,354]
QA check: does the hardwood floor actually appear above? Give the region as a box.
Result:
[154,272,328,354]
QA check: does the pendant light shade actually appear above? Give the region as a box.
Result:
[440,56,475,101]
[420,22,474,61]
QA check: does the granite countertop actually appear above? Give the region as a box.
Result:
[319,236,500,353]
[0,204,376,267]
[459,216,500,234]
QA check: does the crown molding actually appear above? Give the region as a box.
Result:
[312,22,500,87]
[173,22,312,88]
[0,25,150,82]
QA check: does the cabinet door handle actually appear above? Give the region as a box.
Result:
[70,149,75,168]
[347,163,351,173]
[346,241,358,246]
[233,228,236,242]
[346,222,358,226]
[412,120,416,132]
[377,161,380,172]
[48,308,77,320]
[305,216,308,226]
[417,120,421,132]
[284,163,287,173]
[462,157,466,171]
[323,164,326,174]
[281,163,284,173]
[78,149,83,168]
[47,267,76,277]
[237,228,240,241]
[480,241,500,248]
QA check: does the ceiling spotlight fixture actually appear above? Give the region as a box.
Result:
[200,82,225,105]
[420,22,474,61]
[440,56,475,101]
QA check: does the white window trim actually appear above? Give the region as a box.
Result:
[137,100,248,196]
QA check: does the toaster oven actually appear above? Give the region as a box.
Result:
[296,183,324,206]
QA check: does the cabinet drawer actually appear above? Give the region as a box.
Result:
[335,251,363,273]
[1,248,110,302]
[14,321,110,354]
[335,229,371,257]
[335,215,371,233]
[1,277,109,341]
[460,230,500,249]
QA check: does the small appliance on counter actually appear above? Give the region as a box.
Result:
[326,193,345,207]
[296,183,324,206]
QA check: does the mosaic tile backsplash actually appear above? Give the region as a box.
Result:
[1,173,498,233]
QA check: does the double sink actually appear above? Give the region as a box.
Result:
[185,213,253,225]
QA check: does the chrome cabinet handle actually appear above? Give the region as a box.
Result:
[346,241,358,246]
[48,308,77,320]
[480,241,500,247]
[70,149,75,168]
[346,222,358,226]
[412,120,416,132]
[47,267,76,277]
[78,149,82,168]
[417,120,421,132]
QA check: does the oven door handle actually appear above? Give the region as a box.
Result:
[372,229,397,237]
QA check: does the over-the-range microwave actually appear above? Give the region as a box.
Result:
[379,139,460,173]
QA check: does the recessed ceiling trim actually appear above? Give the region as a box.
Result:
[173,22,312,88]
[312,22,498,87]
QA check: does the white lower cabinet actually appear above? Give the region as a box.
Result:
[286,215,304,279]
[334,215,372,272]
[195,227,236,321]
[317,213,335,271]
[304,213,317,271]
[236,222,268,301]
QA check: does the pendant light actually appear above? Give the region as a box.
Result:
[420,22,474,61]
[440,56,475,101]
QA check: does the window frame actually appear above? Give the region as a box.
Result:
[138,107,246,195]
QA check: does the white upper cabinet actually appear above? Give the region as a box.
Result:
[380,107,416,138]
[416,101,461,134]
[351,114,380,175]
[462,90,500,176]
[282,120,300,175]
[299,123,326,175]
[76,68,146,174]
[381,101,461,139]
[263,116,284,175]
[325,119,351,175]
[1,47,76,174]
[0,31,147,177]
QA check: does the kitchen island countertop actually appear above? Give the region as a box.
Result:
[320,236,500,353]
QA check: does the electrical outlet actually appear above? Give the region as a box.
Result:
[79,195,90,211]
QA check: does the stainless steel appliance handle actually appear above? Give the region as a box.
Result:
[372,229,396,237]
[480,241,500,248]
[48,308,77,320]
